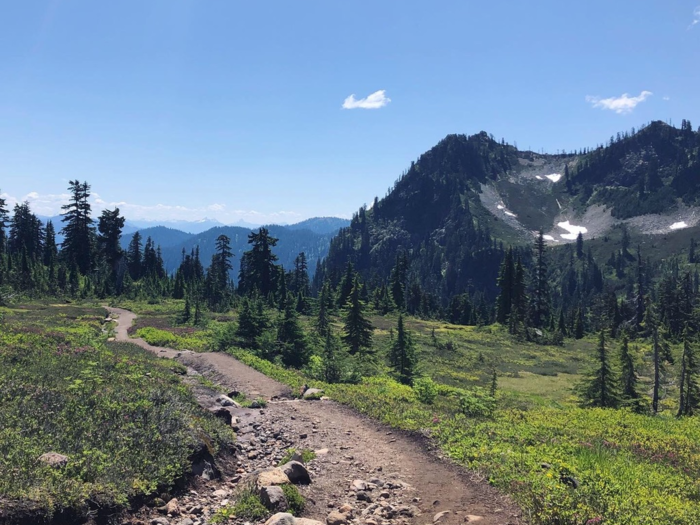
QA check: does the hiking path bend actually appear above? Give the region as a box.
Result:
[105,306,522,525]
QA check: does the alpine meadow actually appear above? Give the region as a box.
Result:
[2,2,700,525]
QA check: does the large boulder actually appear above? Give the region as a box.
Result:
[281,461,311,485]
[254,467,291,490]
[302,388,324,400]
[207,406,232,426]
[38,452,69,468]
[216,395,241,408]
[260,486,289,512]
[326,511,348,525]
[265,513,296,525]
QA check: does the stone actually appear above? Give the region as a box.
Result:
[216,395,241,408]
[338,504,354,514]
[150,519,170,525]
[379,491,390,499]
[281,461,311,485]
[39,452,69,468]
[297,520,324,525]
[315,448,329,455]
[212,489,229,498]
[433,511,451,523]
[302,388,324,399]
[326,511,348,525]
[165,498,180,516]
[297,519,324,525]
[177,520,194,525]
[264,512,296,525]
[351,479,368,491]
[466,516,484,522]
[356,491,372,502]
[260,486,289,512]
[207,406,232,426]
[255,467,291,489]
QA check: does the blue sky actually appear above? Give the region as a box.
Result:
[1,1,699,224]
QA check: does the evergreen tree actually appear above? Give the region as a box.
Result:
[342,276,373,356]
[127,231,143,280]
[529,231,550,328]
[576,232,584,259]
[389,252,408,311]
[60,180,94,274]
[322,331,343,384]
[206,234,234,311]
[646,305,674,414]
[43,221,58,268]
[290,252,310,297]
[619,335,644,412]
[677,333,700,417]
[316,280,332,337]
[0,191,8,256]
[238,227,280,297]
[97,208,125,267]
[236,296,270,350]
[277,302,310,368]
[337,261,355,308]
[496,247,514,324]
[579,330,620,408]
[389,314,416,385]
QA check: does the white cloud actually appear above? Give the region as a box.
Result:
[663,96,670,101]
[586,91,653,114]
[0,191,303,225]
[691,6,700,28]
[342,89,391,110]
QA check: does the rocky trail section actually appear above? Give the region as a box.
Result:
[105,307,521,525]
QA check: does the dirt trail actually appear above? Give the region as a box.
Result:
[106,307,522,525]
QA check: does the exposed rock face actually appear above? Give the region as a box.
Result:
[260,486,289,512]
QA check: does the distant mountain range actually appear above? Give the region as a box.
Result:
[118,217,350,277]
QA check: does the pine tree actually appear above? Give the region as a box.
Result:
[496,248,514,324]
[322,331,343,383]
[389,314,416,385]
[389,252,408,311]
[206,234,234,311]
[646,305,674,414]
[60,180,94,274]
[238,227,280,297]
[316,280,332,337]
[43,221,58,267]
[337,261,355,309]
[277,302,310,368]
[529,231,550,328]
[0,191,8,256]
[579,330,620,408]
[619,335,644,412]
[576,232,584,259]
[677,333,700,416]
[342,276,373,356]
[127,231,143,280]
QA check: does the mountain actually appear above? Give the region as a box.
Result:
[285,217,350,235]
[157,225,336,278]
[317,120,700,305]
[126,218,226,234]
[121,226,196,251]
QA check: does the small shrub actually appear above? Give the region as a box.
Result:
[213,488,268,523]
[281,483,305,515]
[413,376,439,404]
[457,387,496,418]
[278,448,317,466]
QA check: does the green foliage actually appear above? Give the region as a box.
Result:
[0,304,233,518]
[281,483,306,515]
[413,376,438,404]
[278,448,317,466]
[457,387,496,417]
[213,488,268,523]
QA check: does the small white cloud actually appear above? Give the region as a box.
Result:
[586,91,652,114]
[342,89,391,110]
[663,96,670,101]
[691,6,700,28]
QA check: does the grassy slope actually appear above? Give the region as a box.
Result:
[109,299,700,525]
[0,302,233,520]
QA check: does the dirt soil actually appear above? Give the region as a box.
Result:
[106,307,522,525]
